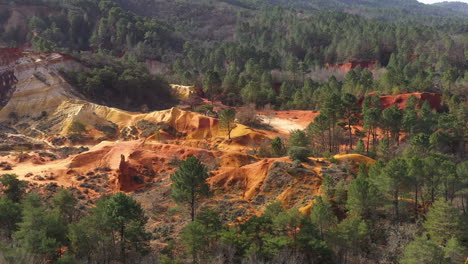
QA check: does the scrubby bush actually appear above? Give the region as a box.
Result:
[235,104,258,126]
[288,146,310,162]
[194,104,215,116]
[68,121,86,135]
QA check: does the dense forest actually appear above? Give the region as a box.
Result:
[0,0,467,263]
[0,0,467,110]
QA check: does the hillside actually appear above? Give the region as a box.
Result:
[0,1,466,264]
[434,1,468,14]
[116,0,468,20]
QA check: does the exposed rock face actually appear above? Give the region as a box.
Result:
[170,84,197,100]
[362,92,442,110]
[0,48,22,108]
[0,50,270,148]
[210,157,321,211]
[0,49,81,119]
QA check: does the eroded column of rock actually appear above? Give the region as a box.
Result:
[118,154,156,192]
[118,154,133,191]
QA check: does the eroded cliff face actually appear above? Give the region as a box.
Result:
[0,48,22,108]
[0,49,278,198]
[0,50,272,151]
[362,92,442,110]
[0,50,80,116]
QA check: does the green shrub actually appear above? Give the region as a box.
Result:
[288,147,310,162]
[68,121,86,135]
[194,104,214,115]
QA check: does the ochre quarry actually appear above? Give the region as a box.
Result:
[0,50,377,236]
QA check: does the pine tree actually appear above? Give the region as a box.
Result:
[182,221,211,263]
[13,193,62,259]
[52,189,77,224]
[0,196,22,238]
[219,108,236,139]
[381,105,403,144]
[289,129,309,148]
[355,139,365,154]
[171,157,212,221]
[202,70,222,103]
[378,158,408,220]
[329,216,369,264]
[321,94,344,152]
[422,199,462,245]
[443,237,466,264]
[321,175,335,200]
[400,235,444,264]
[347,171,380,219]
[310,196,337,240]
[104,192,150,263]
[334,180,347,206]
[341,93,359,152]
[0,174,26,203]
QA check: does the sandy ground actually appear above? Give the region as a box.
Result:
[258,110,320,134]
[0,157,73,188]
[258,115,304,133]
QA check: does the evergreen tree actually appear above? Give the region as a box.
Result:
[181,207,222,263]
[171,157,212,221]
[381,105,403,144]
[310,196,337,240]
[0,196,22,238]
[334,180,347,207]
[52,189,77,224]
[422,199,462,245]
[321,175,335,200]
[289,129,309,148]
[400,235,445,264]
[219,108,236,139]
[329,216,369,264]
[104,192,150,263]
[355,139,365,154]
[341,93,359,152]
[271,137,286,157]
[13,193,62,260]
[203,70,222,103]
[321,94,344,152]
[378,158,408,220]
[443,237,466,264]
[347,170,380,219]
[0,174,26,203]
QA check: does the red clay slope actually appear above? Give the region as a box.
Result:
[367,92,442,110]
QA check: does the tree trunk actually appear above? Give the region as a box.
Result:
[394,190,399,220]
[461,194,466,214]
[431,184,435,204]
[366,130,370,153]
[348,122,353,152]
[191,190,196,221]
[121,225,126,264]
[414,183,418,217]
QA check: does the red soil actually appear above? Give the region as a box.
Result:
[325,60,377,73]
[0,48,23,66]
[366,92,441,110]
